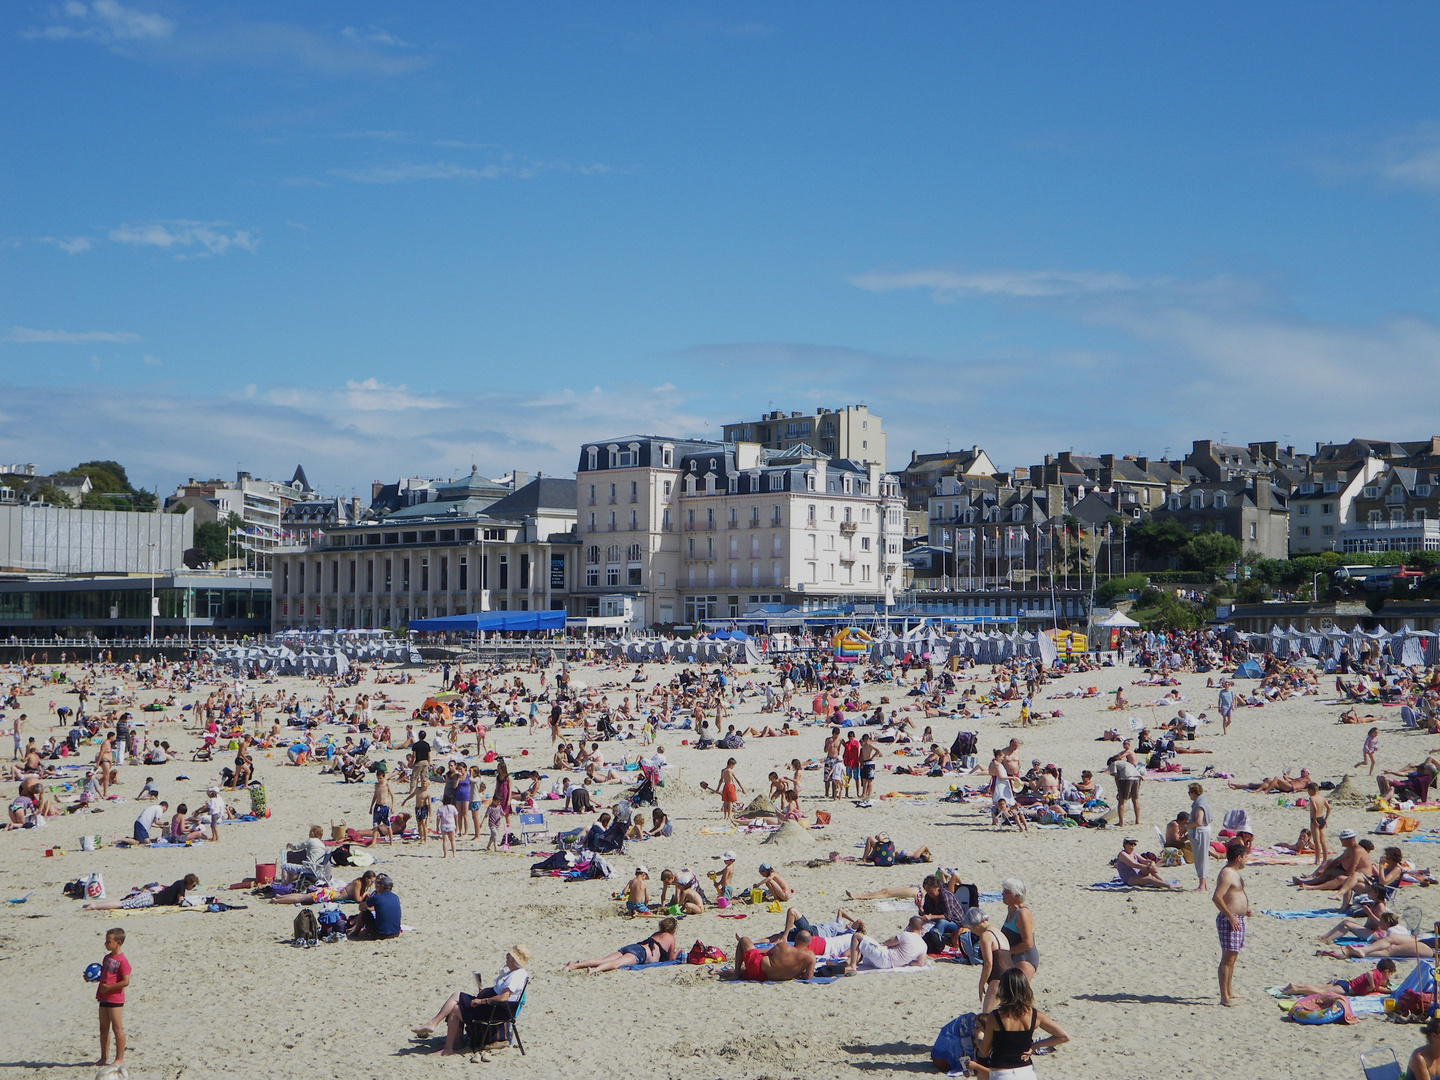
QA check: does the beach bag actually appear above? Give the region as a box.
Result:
[84,873,105,900]
[1159,847,1185,868]
[317,905,346,930]
[1396,989,1436,1018]
[814,810,832,826]
[293,908,320,942]
[931,1013,978,1072]
[687,940,709,965]
[872,840,896,867]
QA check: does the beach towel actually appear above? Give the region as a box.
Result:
[1260,909,1342,919]
[616,958,684,972]
[1088,879,1178,891]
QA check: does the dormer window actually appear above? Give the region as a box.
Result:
[1299,483,1315,494]
[1011,506,1025,522]
[1169,497,1181,511]
[1191,493,1205,510]
[586,447,598,470]
[806,471,817,492]
[1364,486,1380,499]
[1213,492,1227,509]
[661,445,674,468]
[1324,480,1338,493]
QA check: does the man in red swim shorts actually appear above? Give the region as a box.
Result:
[732,935,816,983]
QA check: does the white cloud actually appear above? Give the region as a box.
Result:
[108,220,259,257]
[3,326,141,343]
[29,1,175,43]
[142,353,161,366]
[26,7,425,78]
[0,377,712,494]
[36,235,94,254]
[1354,123,1440,192]
[329,160,545,184]
[850,267,1152,302]
[341,26,415,49]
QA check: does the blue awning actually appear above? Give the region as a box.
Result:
[408,610,567,633]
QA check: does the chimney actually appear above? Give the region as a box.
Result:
[510,470,530,490]
[1430,436,1440,456]
[1135,457,1149,471]
[1100,454,1115,469]
[1058,451,1073,467]
[910,450,919,464]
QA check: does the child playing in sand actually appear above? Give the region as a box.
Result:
[709,851,737,899]
[370,767,394,844]
[94,927,130,1068]
[402,772,432,844]
[435,794,458,858]
[623,867,651,914]
[1356,727,1380,776]
[485,795,504,852]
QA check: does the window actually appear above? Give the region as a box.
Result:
[662,509,671,530]
[626,543,642,560]
[402,558,410,591]
[586,545,599,564]
[1370,510,1382,523]
[861,536,871,550]
[1191,493,1205,509]
[1298,525,1310,537]
[587,447,598,470]
[1418,485,1433,497]
[498,555,508,590]
[586,567,600,586]
[629,509,638,530]
[1297,504,1310,516]
[606,566,620,586]
[1321,503,1334,515]
[772,505,782,525]
[1364,487,1380,499]
[383,558,392,593]
[588,484,596,504]
[609,511,616,530]
[1324,480,1338,493]
[297,562,304,593]
[1248,523,1257,540]
[348,560,356,593]
[607,545,621,562]
[628,566,642,586]
[366,560,374,592]
[729,507,738,527]
[750,506,760,526]
[663,480,672,497]
[420,558,429,592]
[616,449,637,467]
[1393,509,1405,522]
[661,447,673,468]
[1418,509,1429,522]
[1322,525,1334,536]
[630,481,638,501]
[706,508,715,527]
[609,483,617,502]
[458,556,467,591]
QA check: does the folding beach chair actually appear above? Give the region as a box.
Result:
[464,988,526,1056]
[1360,1047,1401,1080]
[518,813,547,845]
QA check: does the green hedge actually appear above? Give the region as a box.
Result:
[1145,571,1212,584]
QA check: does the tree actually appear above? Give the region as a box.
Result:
[30,481,74,507]
[192,521,230,565]
[1179,531,1241,577]
[1126,517,1190,565]
[1141,590,1201,630]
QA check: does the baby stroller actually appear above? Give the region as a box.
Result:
[192,733,217,762]
[629,765,659,807]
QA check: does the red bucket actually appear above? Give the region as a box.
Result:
[254,862,277,885]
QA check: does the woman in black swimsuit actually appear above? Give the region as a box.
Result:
[565,917,679,973]
[967,968,1069,1079]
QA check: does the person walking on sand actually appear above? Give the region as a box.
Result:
[1213,840,1252,1007]
[1356,727,1380,776]
[1304,781,1330,868]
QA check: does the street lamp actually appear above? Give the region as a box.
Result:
[148,541,158,644]
[1313,571,1325,605]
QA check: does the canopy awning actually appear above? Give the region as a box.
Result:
[408,610,567,633]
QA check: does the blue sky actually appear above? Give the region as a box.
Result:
[5,2,1440,496]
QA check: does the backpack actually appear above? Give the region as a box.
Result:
[293,908,320,942]
[871,840,896,867]
[317,905,346,930]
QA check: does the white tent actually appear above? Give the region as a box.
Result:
[1096,610,1140,628]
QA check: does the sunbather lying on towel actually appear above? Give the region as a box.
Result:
[565,917,679,972]
[1281,959,1396,997]
[270,871,375,905]
[731,933,816,982]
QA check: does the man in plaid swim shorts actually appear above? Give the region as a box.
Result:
[1211,840,1251,1006]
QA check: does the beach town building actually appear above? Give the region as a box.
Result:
[574,436,904,625]
[165,467,315,568]
[269,475,576,631]
[1150,477,1291,560]
[897,446,997,511]
[1341,462,1440,553]
[721,405,885,467]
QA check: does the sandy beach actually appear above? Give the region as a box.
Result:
[0,654,1423,1079]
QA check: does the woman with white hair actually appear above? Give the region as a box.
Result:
[998,879,1039,979]
[413,944,532,1061]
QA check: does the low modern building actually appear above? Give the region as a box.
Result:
[269,476,576,631]
[0,572,272,639]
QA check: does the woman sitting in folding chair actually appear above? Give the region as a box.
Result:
[412,944,531,1061]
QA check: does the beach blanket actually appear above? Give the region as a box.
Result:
[1265,987,1388,1015]
[1260,909,1342,919]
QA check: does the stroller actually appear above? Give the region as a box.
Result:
[629,765,659,807]
[192,733,218,762]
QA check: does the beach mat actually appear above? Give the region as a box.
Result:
[616,958,684,972]
[1087,880,1178,891]
[1260,909,1342,919]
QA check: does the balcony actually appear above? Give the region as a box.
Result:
[839,521,858,535]
[684,521,715,531]
[749,519,762,528]
[838,555,856,565]
[684,552,717,562]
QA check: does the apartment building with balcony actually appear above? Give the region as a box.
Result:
[1343,464,1440,553]
[575,436,903,626]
